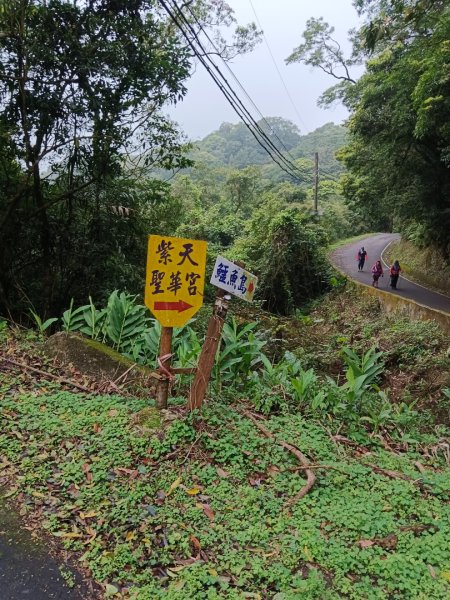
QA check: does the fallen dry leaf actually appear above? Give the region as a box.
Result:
[196,503,215,522]
[216,467,230,478]
[82,463,93,483]
[267,465,280,476]
[31,491,46,498]
[54,531,83,539]
[166,477,182,496]
[83,527,97,545]
[357,539,375,548]
[79,510,98,519]
[190,534,201,553]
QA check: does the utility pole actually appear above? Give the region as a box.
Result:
[313,152,319,214]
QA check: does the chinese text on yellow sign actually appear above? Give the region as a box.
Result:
[145,235,207,327]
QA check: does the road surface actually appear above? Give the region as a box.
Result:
[0,497,90,600]
[331,233,450,315]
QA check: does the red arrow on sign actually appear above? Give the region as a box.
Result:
[154,300,193,313]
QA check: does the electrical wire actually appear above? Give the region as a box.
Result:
[166,0,304,179]
[183,0,303,167]
[247,0,311,135]
[159,0,305,182]
[180,1,342,184]
[319,164,340,182]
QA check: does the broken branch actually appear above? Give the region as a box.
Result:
[243,410,316,507]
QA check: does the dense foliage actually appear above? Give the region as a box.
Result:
[191,120,346,178]
[288,0,450,258]
[1,287,450,598]
[0,0,260,319]
[170,120,362,315]
[234,207,331,314]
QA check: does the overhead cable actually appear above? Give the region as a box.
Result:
[164,0,303,180]
[247,0,311,134]
[184,0,303,166]
[158,0,305,182]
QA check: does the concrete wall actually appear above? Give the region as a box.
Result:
[357,283,450,335]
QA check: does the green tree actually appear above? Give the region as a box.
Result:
[288,1,450,255]
[235,202,330,314]
[0,0,261,317]
[226,166,258,211]
[286,17,358,108]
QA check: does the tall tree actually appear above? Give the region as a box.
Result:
[287,0,450,255]
[0,0,261,316]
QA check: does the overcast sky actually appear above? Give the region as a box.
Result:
[166,0,363,140]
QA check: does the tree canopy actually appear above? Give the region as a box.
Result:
[287,0,450,256]
[0,0,261,317]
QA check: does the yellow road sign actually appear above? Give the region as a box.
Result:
[145,235,207,327]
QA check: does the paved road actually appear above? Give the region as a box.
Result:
[331,233,450,315]
[0,498,89,600]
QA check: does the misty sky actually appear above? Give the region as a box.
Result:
[167,0,363,141]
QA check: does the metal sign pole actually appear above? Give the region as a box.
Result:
[188,289,229,411]
[155,326,173,409]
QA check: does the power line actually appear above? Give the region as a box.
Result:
[319,164,340,182]
[159,0,305,182]
[166,0,303,180]
[183,1,303,167]
[247,0,311,135]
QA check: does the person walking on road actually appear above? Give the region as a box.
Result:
[371,260,384,288]
[389,260,401,289]
[357,247,368,271]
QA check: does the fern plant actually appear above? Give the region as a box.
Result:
[28,309,58,336]
[340,346,385,405]
[214,317,267,389]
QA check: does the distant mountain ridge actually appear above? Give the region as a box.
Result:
[189,118,346,179]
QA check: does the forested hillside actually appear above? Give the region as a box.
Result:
[190,119,346,177]
[3,0,450,324]
[167,119,355,314]
[287,0,450,259]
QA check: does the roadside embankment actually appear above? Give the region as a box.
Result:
[361,283,450,335]
[330,234,450,334]
[384,238,450,296]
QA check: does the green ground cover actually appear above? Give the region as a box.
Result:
[1,388,450,599]
[1,290,450,599]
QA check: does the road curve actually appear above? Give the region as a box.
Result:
[331,233,450,315]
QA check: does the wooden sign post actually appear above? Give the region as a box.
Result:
[155,326,173,409]
[188,289,229,411]
[188,258,258,411]
[145,235,207,409]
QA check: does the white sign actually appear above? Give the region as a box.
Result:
[210,256,257,302]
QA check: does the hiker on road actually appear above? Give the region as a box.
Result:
[357,247,368,271]
[371,260,384,288]
[389,260,401,289]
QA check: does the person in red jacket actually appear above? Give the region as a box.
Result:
[389,260,401,289]
[371,260,383,288]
